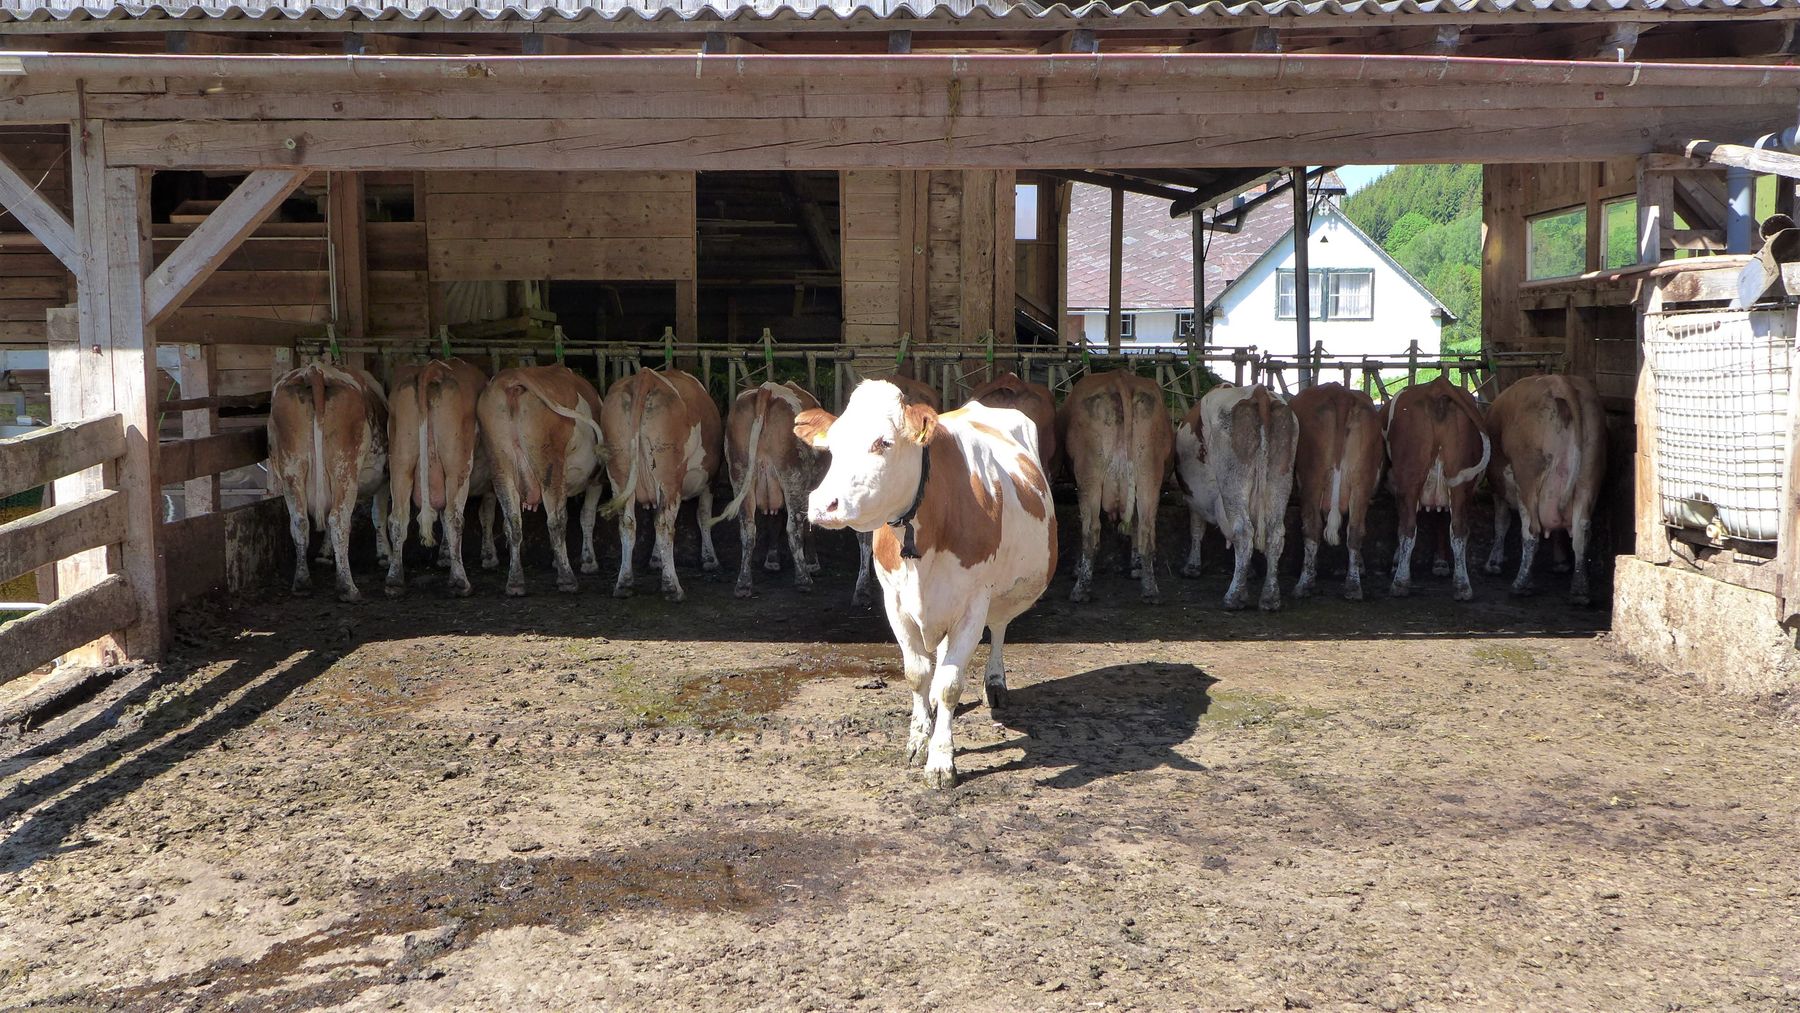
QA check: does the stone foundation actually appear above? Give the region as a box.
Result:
[1612,555,1800,695]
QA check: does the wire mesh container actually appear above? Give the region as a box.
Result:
[1643,306,1796,542]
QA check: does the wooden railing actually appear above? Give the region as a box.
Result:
[0,414,137,685]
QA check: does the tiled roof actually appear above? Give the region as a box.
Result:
[1,0,1794,25]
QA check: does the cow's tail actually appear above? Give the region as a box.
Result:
[1324,396,1352,547]
[306,364,330,531]
[1250,386,1273,551]
[599,374,652,519]
[1444,387,1491,489]
[1542,380,1582,523]
[706,387,769,528]
[1118,387,1137,537]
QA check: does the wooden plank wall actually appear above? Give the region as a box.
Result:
[425,171,695,282]
[0,128,74,363]
[841,169,904,348]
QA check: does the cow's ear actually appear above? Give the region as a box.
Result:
[793,409,837,449]
[902,403,939,446]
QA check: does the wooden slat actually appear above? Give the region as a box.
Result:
[0,488,125,585]
[157,310,326,347]
[0,145,79,275]
[424,171,694,194]
[0,414,125,500]
[0,573,138,686]
[1681,141,1800,181]
[159,429,269,486]
[144,169,312,326]
[427,192,690,239]
[427,237,695,281]
[1634,360,1673,565]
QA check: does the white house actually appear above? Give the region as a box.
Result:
[1065,177,1452,364]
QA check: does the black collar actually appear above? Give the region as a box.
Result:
[889,441,932,560]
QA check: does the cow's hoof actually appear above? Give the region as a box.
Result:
[505,583,527,597]
[558,579,580,594]
[448,580,473,598]
[664,589,687,603]
[793,581,813,595]
[1483,560,1505,575]
[1342,584,1364,602]
[1258,596,1282,612]
[337,589,362,604]
[1069,587,1093,604]
[734,584,754,599]
[1432,560,1452,577]
[1292,581,1314,599]
[701,558,720,573]
[482,557,500,571]
[1389,583,1411,598]
[290,580,311,596]
[580,561,600,575]
[1453,586,1475,602]
[807,561,823,575]
[906,735,929,767]
[1222,595,1248,611]
[1181,563,1203,579]
[922,761,959,791]
[612,586,634,599]
[984,682,1008,711]
[764,558,783,574]
[853,591,874,608]
[1569,591,1592,607]
[1510,583,1535,598]
[384,582,405,599]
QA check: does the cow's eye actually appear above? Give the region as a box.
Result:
[872,437,893,454]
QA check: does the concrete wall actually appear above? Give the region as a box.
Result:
[1612,556,1800,696]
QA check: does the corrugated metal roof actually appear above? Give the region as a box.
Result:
[2,0,1797,25]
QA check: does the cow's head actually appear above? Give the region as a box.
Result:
[794,380,938,531]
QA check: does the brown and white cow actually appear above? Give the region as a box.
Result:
[477,365,606,596]
[1384,376,1490,600]
[1060,370,1173,603]
[796,381,1055,789]
[851,374,941,607]
[1482,374,1606,604]
[267,361,390,602]
[1288,382,1386,601]
[1174,384,1298,611]
[712,380,826,597]
[599,367,724,602]
[385,357,499,597]
[967,371,1059,478]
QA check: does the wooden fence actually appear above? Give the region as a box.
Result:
[0,414,136,686]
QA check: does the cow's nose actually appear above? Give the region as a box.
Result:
[824,498,841,514]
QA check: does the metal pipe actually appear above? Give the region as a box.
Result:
[1291,165,1312,388]
[1727,164,1755,253]
[5,50,1800,88]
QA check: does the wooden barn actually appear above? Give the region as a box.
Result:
[2,0,1800,695]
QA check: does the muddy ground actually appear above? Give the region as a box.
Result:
[1,496,1799,1012]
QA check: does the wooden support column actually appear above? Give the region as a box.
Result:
[47,307,121,666]
[1637,156,1676,265]
[179,342,219,518]
[676,279,698,344]
[327,171,368,340]
[1291,166,1312,386]
[1481,164,1527,383]
[1107,185,1123,352]
[961,169,997,343]
[993,169,1016,348]
[68,118,166,661]
[1056,181,1075,344]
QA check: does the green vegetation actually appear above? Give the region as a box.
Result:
[1342,164,1483,356]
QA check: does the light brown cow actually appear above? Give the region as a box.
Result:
[852,374,942,607]
[1384,376,1490,600]
[712,380,826,597]
[967,371,1059,477]
[267,361,390,602]
[1060,370,1173,603]
[385,357,499,597]
[1174,384,1298,611]
[1288,382,1386,601]
[1483,374,1606,604]
[600,367,724,602]
[477,364,606,596]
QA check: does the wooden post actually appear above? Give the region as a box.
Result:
[69,119,167,660]
[1634,357,1673,564]
[1482,164,1527,388]
[676,279,698,344]
[1637,157,1675,266]
[994,169,1016,348]
[961,169,997,344]
[1779,329,1800,621]
[1291,166,1313,387]
[327,171,369,340]
[1584,161,1604,273]
[1107,185,1123,353]
[178,342,219,519]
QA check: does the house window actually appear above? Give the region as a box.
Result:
[1527,206,1588,280]
[1118,313,1136,341]
[1602,197,1638,270]
[1015,184,1039,241]
[1176,311,1197,340]
[1326,270,1373,320]
[1276,270,1324,320]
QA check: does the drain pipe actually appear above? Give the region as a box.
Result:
[1729,126,1800,252]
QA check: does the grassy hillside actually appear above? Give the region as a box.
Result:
[1342,165,1482,355]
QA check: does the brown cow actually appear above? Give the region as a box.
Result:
[1483,374,1606,604]
[966,371,1058,477]
[599,367,724,602]
[1288,382,1386,601]
[1060,370,1173,603]
[852,374,942,607]
[385,357,499,597]
[1384,376,1490,600]
[267,361,390,602]
[477,365,606,596]
[712,380,826,597]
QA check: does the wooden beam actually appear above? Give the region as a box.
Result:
[176,342,220,516]
[0,414,125,500]
[1107,185,1122,353]
[327,170,368,338]
[786,173,839,272]
[0,144,79,275]
[1637,154,1675,265]
[1428,25,1466,56]
[158,428,268,485]
[994,167,1016,347]
[1038,29,1098,54]
[0,573,137,686]
[1634,360,1673,565]
[0,489,124,585]
[143,168,309,327]
[887,31,912,55]
[1681,141,1800,181]
[1040,170,1190,204]
[1291,165,1312,383]
[1598,22,1643,61]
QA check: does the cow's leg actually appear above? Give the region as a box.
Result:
[1569,510,1594,606]
[1449,487,1477,601]
[479,494,500,570]
[372,488,391,565]
[1135,485,1161,603]
[785,507,814,594]
[1550,534,1573,574]
[442,482,475,598]
[1344,488,1371,602]
[982,621,1010,711]
[1222,517,1255,611]
[1070,491,1100,603]
[1511,504,1540,598]
[546,492,579,594]
[1258,514,1286,612]
[497,481,528,597]
[804,526,822,574]
[1182,507,1206,578]
[698,485,721,573]
[1390,502,1418,598]
[655,502,686,602]
[285,491,313,594]
[765,512,784,573]
[924,611,985,790]
[328,497,362,603]
[734,503,759,599]
[890,612,934,769]
[613,506,638,597]
[853,531,876,607]
[1294,503,1323,598]
[384,482,412,597]
[578,483,602,575]
[1485,491,1513,575]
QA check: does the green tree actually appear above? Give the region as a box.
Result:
[1383,211,1433,253]
[1344,165,1484,353]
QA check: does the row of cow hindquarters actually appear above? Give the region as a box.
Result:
[1156,372,1605,613]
